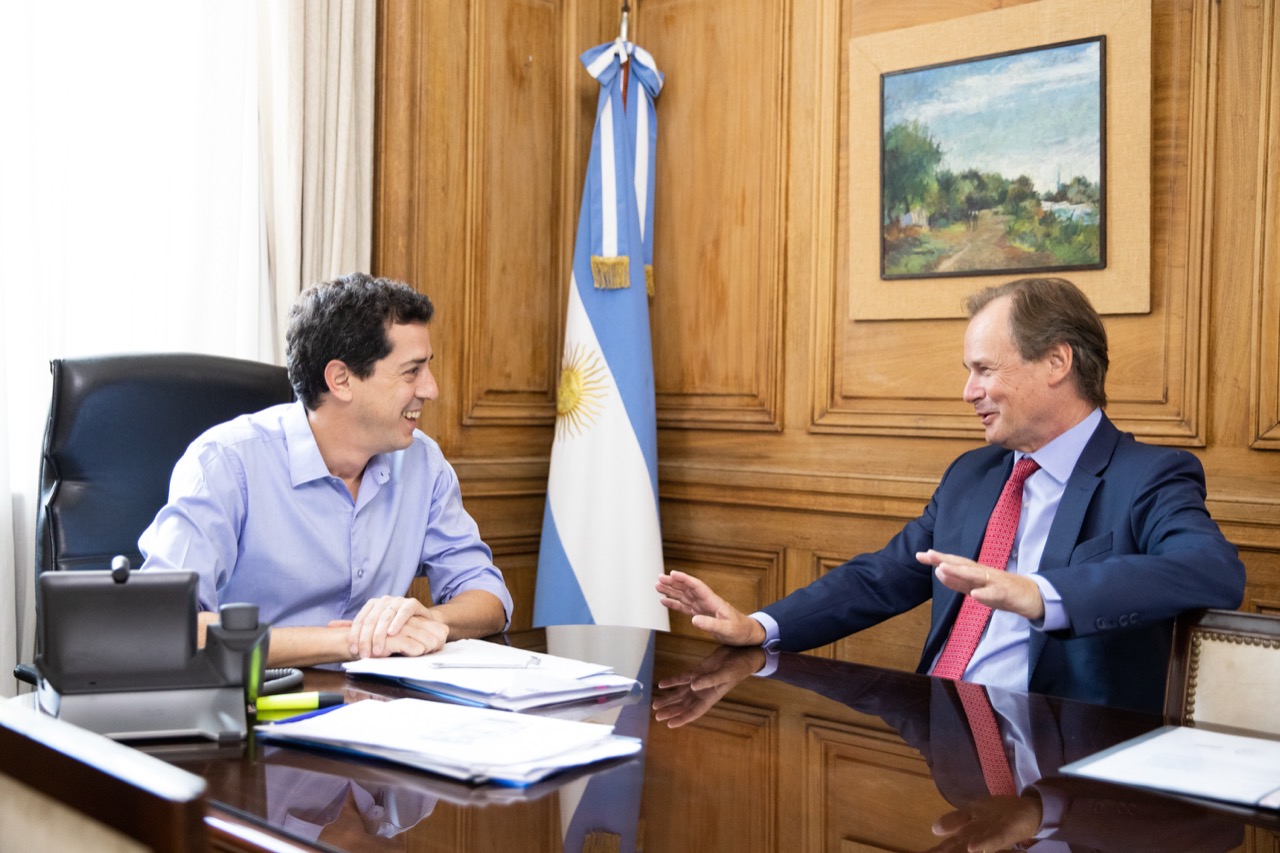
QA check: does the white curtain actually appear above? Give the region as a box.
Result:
[0,0,375,698]
[259,0,376,359]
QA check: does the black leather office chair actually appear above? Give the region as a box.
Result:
[36,353,294,576]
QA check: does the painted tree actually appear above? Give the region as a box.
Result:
[882,121,942,223]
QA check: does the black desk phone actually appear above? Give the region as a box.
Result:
[31,557,285,741]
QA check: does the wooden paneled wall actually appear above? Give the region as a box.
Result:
[375,0,1280,672]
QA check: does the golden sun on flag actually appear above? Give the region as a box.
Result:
[556,342,608,441]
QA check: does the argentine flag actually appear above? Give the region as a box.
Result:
[533,38,669,631]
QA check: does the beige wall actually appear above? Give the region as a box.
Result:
[375,0,1280,671]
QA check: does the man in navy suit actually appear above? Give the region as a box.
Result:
[656,277,1245,713]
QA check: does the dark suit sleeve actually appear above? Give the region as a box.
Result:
[760,483,941,653]
[1045,444,1244,639]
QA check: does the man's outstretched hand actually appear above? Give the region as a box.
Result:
[656,570,766,646]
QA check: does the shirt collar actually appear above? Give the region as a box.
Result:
[1017,407,1102,485]
[284,401,395,490]
[284,401,335,487]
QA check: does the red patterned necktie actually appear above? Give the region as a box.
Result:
[933,456,1040,680]
[955,680,1017,796]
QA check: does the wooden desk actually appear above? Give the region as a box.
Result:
[144,627,1280,852]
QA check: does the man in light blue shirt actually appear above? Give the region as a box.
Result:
[140,273,512,666]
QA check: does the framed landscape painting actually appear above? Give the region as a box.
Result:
[847,0,1150,320]
[880,37,1106,279]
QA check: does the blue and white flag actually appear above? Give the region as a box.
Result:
[533,39,669,631]
[546,626,655,853]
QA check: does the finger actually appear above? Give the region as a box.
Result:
[352,598,379,623]
[932,808,973,836]
[663,571,716,605]
[662,698,712,728]
[357,600,394,658]
[382,617,448,657]
[652,692,697,719]
[354,596,397,658]
[347,599,380,654]
[655,571,693,595]
[933,561,987,596]
[915,549,943,567]
[658,595,698,617]
[651,690,686,711]
[369,605,401,657]
[688,673,726,692]
[384,597,428,638]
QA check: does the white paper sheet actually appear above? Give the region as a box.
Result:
[257,698,641,785]
[341,639,638,711]
[1061,725,1280,808]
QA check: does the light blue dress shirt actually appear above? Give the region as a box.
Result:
[139,402,513,629]
[956,408,1100,689]
[753,409,1102,694]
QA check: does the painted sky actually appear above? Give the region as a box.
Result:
[882,40,1102,196]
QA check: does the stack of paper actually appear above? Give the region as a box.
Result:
[1061,725,1280,809]
[256,697,641,786]
[342,639,639,712]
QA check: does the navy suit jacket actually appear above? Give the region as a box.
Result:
[763,414,1246,713]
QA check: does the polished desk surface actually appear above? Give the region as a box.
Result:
[143,626,1280,853]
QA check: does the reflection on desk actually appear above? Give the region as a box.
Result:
[141,627,1280,852]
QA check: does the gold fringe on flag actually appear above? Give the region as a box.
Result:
[645,263,654,298]
[591,255,630,289]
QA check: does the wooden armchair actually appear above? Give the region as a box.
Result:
[1164,608,1280,738]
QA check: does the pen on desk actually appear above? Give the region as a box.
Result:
[255,691,345,713]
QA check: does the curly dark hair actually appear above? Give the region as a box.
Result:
[964,277,1109,408]
[285,272,435,409]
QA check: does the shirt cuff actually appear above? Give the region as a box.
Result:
[1028,574,1068,631]
[749,611,781,649]
[753,646,781,678]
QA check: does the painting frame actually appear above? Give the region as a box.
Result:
[848,0,1151,320]
[879,36,1107,281]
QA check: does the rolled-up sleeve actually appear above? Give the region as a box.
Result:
[419,458,514,627]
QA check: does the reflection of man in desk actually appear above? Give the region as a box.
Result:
[655,647,1243,853]
[140,273,512,666]
[658,277,1245,713]
[260,746,438,844]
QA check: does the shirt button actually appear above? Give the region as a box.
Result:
[358,569,365,579]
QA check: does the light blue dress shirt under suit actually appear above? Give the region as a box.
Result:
[754,409,1102,695]
[139,401,513,628]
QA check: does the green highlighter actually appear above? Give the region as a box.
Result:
[255,691,344,714]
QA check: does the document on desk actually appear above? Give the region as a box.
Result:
[341,638,639,711]
[256,697,641,786]
[1061,725,1280,809]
